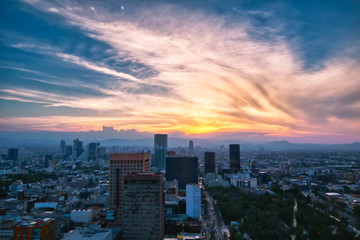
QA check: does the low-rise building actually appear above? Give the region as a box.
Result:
[70,209,93,223]
[61,226,112,240]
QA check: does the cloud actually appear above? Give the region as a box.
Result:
[56,53,144,83]
[48,7,59,13]
[1,0,359,142]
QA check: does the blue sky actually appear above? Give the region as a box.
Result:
[0,0,359,143]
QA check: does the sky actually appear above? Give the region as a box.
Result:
[0,0,359,143]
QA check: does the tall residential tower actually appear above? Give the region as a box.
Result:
[123,173,165,240]
[108,153,150,227]
[154,134,167,169]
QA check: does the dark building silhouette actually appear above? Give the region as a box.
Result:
[123,173,165,240]
[166,156,198,189]
[229,144,240,173]
[189,140,194,156]
[204,152,215,173]
[88,142,98,161]
[65,145,72,159]
[73,139,83,158]
[154,134,167,169]
[60,140,65,153]
[7,148,19,161]
[97,146,106,159]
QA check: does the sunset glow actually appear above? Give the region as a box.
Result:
[0,0,359,143]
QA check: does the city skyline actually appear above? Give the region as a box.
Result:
[1,0,360,144]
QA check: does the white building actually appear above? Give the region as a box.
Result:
[230,174,257,188]
[70,209,93,223]
[165,179,178,198]
[186,184,201,220]
[205,173,230,187]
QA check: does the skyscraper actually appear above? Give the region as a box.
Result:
[186,184,201,220]
[154,134,167,169]
[73,138,83,158]
[108,153,150,227]
[88,142,97,161]
[60,140,65,154]
[77,142,100,161]
[204,152,215,173]
[229,144,240,174]
[65,145,72,159]
[7,148,19,161]
[166,156,198,189]
[189,140,194,156]
[123,173,165,240]
[97,146,106,159]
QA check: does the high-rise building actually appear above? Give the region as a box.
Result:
[77,142,100,161]
[189,140,194,156]
[166,157,198,189]
[7,148,19,161]
[204,152,215,173]
[60,140,65,153]
[154,134,167,169]
[14,218,56,240]
[123,173,165,240]
[229,144,240,174]
[65,145,72,159]
[186,184,201,220]
[97,146,106,159]
[108,153,150,227]
[88,142,98,161]
[73,139,83,158]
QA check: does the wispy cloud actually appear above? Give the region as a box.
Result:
[55,53,144,83]
[1,0,359,142]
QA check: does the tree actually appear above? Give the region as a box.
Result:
[354,205,360,223]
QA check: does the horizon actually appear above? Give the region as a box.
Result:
[0,126,359,145]
[1,0,360,144]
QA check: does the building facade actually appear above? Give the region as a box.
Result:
[122,173,165,240]
[88,142,98,161]
[14,218,56,240]
[65,145,72,159]
[166,157,198,189]
[189,140,194,156]
[204,152,215,173]
[108,153,150,227]
[229,144,240,174]
[154,134,167,169]
[60,140,65,154]
[70,209,93,223]
[73,139,83,159]
[7,148,18,161]
[230,177,257,188]
[186,184,201,220]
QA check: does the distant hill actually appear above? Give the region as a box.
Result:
[261,141,360,151]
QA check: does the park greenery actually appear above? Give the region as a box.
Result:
[0,172,58,198]
[208,186,356,240]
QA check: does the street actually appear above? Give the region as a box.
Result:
[202,188,230,240]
